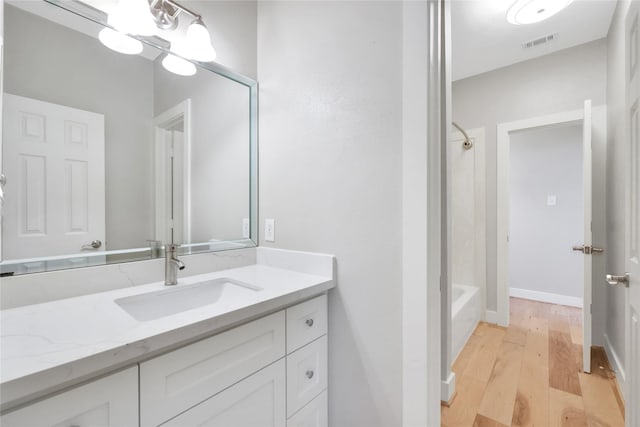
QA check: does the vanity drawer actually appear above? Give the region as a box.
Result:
[0,367,138,427]
[140,311,285,427]
[287,390,328,427]
[286,294,327,353]
[286,335,328,417]
[163,359,286,427]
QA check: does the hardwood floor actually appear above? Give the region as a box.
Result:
[441,298,625,427]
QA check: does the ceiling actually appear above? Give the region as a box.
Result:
[451,0,618,81]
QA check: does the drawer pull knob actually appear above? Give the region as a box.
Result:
[305,318,314,327]
[305,370,315,379]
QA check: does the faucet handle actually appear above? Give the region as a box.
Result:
[165,243,180,252]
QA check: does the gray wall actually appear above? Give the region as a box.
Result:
[4,5,154,250]
[257,2,403,425]
[509,125,584,299]
[452,39,607,337]
[605,0,632,381]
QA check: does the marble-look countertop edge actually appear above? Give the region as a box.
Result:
[1,273,333,412]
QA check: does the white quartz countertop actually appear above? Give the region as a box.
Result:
[0,262,333,410]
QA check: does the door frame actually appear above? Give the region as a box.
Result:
[497,107,584,327]
[153,99,191,245]
[496,105,608,374]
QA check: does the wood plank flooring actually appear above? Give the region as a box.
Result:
[441,298,625,427]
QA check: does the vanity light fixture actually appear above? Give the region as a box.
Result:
[98,27,143,55]
[162,42,197,76]
[108,0,157,36]
[185,18,217,62]
[506,0,574,25]
[99,0,217,75]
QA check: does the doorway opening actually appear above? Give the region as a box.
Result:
[497,103,595,373]
[154,99,192,246]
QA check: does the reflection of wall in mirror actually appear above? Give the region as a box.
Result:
[154,60,251,244]
[3,5,154,250]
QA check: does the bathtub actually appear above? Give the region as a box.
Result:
[452,283,481,361]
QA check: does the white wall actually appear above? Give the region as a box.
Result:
[604,0,632,386]
[509,124,584,300]
[3,5,154,250]
[257,2,404,425]
[452,39,607,341]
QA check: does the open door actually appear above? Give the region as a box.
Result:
[580,100,593,374]
[623,2,640,424]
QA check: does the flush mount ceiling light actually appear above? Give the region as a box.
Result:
[506,0,574,25]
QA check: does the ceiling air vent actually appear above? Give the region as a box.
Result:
[522,33,558,49]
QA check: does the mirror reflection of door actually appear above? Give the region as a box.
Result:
[154,100,191,246]
[2,94,106,260]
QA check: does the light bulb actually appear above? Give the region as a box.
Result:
[162,43,197,76]
[185,19,216,62]
[98,27,143,55]
[506,0,574,25]
[109,0,156,36]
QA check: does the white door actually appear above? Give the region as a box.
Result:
[581,99,593,374]
[624,1,640,424]
[2,94,105,259]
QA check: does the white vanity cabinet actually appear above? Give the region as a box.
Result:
[0,367,138,427]
[139,311,286,426]
[141,294,328,427]
[1,294,329,427]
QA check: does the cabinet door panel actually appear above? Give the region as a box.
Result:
[0,367,138,427]
[286,336,328,417]
[140,311,285,427]
[287,390,327,427]
[163,359,286,427]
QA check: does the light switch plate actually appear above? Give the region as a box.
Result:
[265,219,275,242]
[242,218,250,238]
[547,195,557,206]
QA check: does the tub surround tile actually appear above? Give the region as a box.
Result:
[0,248,335,412]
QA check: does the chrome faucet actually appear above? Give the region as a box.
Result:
[165,244,185,286]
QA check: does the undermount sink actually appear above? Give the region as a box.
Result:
[115,278,262,321]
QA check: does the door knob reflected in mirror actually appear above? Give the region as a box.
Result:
[606,273,629,288]
[81,240,102,250]
[572,245,604,254]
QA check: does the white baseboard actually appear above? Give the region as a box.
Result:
[509,287,583,308]
[485,310,498,324]
[604,333,626,400]
[441,372,456,403]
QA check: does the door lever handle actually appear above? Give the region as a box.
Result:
[606,273,629,288]
[572,245,604,255]
[81,240,102,250]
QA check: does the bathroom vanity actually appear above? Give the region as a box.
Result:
[0,248,334,427]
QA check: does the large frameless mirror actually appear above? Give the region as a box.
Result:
[0,0,258,276]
